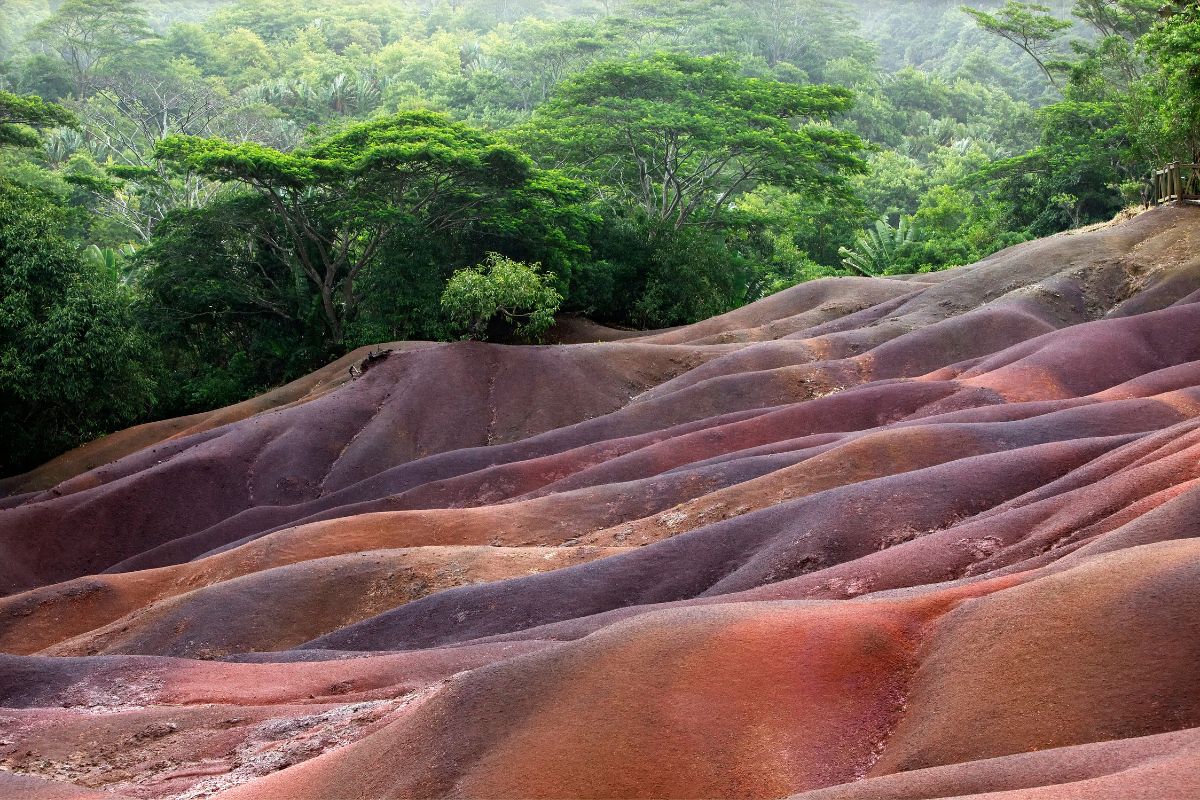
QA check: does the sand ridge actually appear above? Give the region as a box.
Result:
[2,205,1200,798]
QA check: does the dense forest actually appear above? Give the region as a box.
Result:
[1,0,1198,474]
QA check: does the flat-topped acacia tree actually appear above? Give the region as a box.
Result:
[521,53,865,234]
[155,111,534,345]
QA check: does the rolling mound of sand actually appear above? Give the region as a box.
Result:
[1,205,1199,798]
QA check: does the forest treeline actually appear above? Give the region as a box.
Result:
[1,0,1198,474]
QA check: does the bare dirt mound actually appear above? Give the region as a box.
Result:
[2,205,1200,799]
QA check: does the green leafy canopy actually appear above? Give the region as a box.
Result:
[0,90,76,148]
[154,111,540,345]
[441,253,563,341]
[521,53,866,232]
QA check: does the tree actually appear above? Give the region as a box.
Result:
[731,184,865,295]
[1135,3,1200,162]
[28,0,154,98]
[974,100,1132,234]
[461,19,612,116]
[522,53,865,234]
[0,179,156,475]
[155,111,537,346]
[135,192,330,412]
[962,2,1074,87]
[65,56,250,241]
[734,0,872,77]
[0,90,76,148]
[1072,0,1161,39]
[441,253,562,340]
[631,226,753,327]
[839,217,917,277]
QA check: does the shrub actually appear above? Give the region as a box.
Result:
[441,253,563,341]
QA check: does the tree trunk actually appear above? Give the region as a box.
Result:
[320,285,343,345]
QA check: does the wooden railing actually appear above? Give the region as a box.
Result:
[1148,162,1200,206]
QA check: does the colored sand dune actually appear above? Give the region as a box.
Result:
[2,205,1200,798]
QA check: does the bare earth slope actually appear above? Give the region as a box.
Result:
[1,205,1199,798]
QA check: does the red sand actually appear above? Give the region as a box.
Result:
[2,206,1200,798]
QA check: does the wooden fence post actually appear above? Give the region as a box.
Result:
[1144,163,1200,206]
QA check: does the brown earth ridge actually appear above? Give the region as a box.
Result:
[2,205,1200,798]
